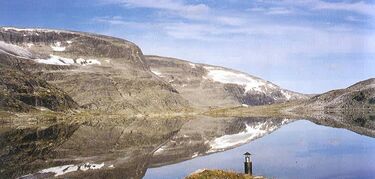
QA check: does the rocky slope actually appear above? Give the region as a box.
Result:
[145,55,307,108]
[303,78,375,111]
[0,27,188,114]
[0,56,79,112]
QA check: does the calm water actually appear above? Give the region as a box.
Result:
[144,120,375,179]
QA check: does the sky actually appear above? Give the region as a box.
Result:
[1,0,374,94]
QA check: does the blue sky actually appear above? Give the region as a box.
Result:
[1,0,374,93]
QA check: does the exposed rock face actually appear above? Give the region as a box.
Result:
[0,27,189,114]
[144,55,307,108]
[0,59,79,112]
[305,78,375,111]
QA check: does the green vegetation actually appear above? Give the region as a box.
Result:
[203,102,300,118]
[185,169,264,179]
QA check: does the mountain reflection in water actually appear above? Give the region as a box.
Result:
[145,120,375,179]
[0,113,374,178]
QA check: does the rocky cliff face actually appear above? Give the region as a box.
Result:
[145,55,307,108]
[0,27,189,114]
[0,55,79,112]
[304,78,375,111]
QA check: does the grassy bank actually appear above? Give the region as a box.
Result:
[185,169,264,179]
[203,101,301,118]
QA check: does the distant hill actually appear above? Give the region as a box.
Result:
[305,78,375,111]
[145,55,307,108]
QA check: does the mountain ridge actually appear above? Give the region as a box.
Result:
[0,27,307,114]
[145,55,307,108]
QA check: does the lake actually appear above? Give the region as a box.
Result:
[144,120,375,179]
[1,116,375,178]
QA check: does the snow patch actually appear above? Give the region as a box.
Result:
[1,27,71,34]
[66,40,73,44]
[154,146,166,154]
[50,42,66,51]
[80,163,105,171]
[151,69,163,77]
[204,66,276,93]
[189,63,196,68]
[76,58,101,66]
[241,104,249,107]
[0,41,33,58]
[192,152,199,158]
[34,55,101,66]
[38,163,104,177]
[34,55,74,65]
[281,90,292,100]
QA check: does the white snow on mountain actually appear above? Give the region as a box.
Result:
[34,55,74,65]
[34,55,101,66]
[189,63,196,68]
[0,41,33,58]
[281,90,292,100]
[1,27,72,34]
[151,69,163,77]
[0,40,101,66]
[204,66,276,93]
[154,145,166,154]
[76,58,101,66]
[50,42,66,51]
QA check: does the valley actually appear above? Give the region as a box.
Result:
[0,27,374,178]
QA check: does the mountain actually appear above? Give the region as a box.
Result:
[0,27,307,114]
[304,78,375,111]
[0,27,188,114]
[145,55,307,108]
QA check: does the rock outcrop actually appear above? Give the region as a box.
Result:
[0,56,78,112]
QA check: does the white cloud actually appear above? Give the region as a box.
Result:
[248,6,293,15]
[274,0,375,17]
[314,1,375,17]
[266,7,293,15]
[101,0,210,20]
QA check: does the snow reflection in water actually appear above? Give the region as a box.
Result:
[145,120,375,179]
